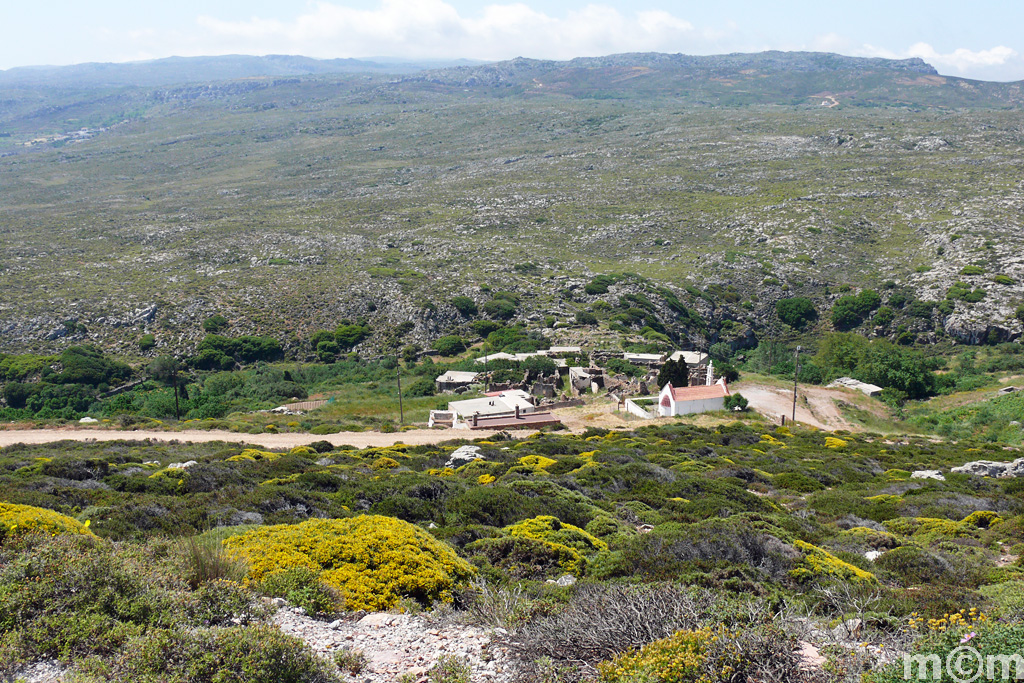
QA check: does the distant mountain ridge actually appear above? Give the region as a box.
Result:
[0,54,485,88]
[413,51,940,88]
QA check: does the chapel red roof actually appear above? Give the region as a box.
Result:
[669,383,730,402]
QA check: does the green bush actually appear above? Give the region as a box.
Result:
[259,566,340,615]
[434,335,466,357]
[450,296,478,316]
[483,299,516,319]
[775,297,817,329]
[585,275,615,295]
[138,334,156,351]
[76,625,342,683]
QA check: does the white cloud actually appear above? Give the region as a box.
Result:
[186,1,704,61]
[850,41,1020,80]
[904,42,1017,72]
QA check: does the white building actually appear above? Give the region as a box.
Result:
[448,389,535,426]
[667,350,710,366]
[657,380,730,416]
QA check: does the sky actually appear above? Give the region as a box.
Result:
[2,0,1022,81]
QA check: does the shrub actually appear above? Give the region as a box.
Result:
[874,545,954,585]
[723,393,748,411]
[467,536,582,579]
[434,335,466,357]
[790,540,877,584]
[482,299,516,320]
[178,535,247,589]
[773,472,823,493]
[775,297,817,329]
[450,296,478,316]
[429,655,472,683]
[514,583,716,666]
[138,334,156,351]
[224,516,474,611]
[0,502,94,541]
[584,275,615,295]
[202,314,229,333]
[80,625,342,683]
[260,566,341,615]
[504,515,607,555]
[575,311,598,326]
[334,646,368,675]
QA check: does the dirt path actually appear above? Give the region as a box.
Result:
[735,382,858,431]
[0,426,519,449]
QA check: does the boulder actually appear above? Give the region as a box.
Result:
[445,445,484,469]
[951,458,1024,478]
[911,470,945,481]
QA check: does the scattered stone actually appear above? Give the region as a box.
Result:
[555,574,577,587]
[168,460,198,470]
[273,608,511,682]
[910,470,945,481]
[78,417,99,424]
[865,550,884,561]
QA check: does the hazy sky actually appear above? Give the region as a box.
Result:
[3,0,1022,81]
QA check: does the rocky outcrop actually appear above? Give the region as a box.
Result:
[951,458,1024,478]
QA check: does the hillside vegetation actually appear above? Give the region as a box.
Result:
[1,52,1022,361]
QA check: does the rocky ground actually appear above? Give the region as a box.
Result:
[273,605,513,682]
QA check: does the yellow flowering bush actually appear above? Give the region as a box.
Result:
[598,627,742,683]
[504,515,608,554]
[790,540,877,584]
[518,455,557,471]
[824,437,848,449]
[371,457,400,470]
[227,448,283,463]
[478,474,496,485]
[223,515,473,611]
[1,502,95,540]
[289,446,317,456]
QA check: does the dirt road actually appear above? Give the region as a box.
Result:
[734,382,858,431]
[0,427,517,450]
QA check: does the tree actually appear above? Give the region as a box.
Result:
[575,311,598,326]
[450,296,478,316]
[138,334,156,351]
[335,323,371,350]
[434,335,466,357]
[775,297,817,329]
[831,296,864,330]
[814,332,869,377]
[724,393,748,411]
[657,359,689,387]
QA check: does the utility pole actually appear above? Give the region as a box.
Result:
[396,356,404,426]
[792,345,802,424]
[172,368,180,421]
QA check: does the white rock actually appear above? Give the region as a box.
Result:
[79,417,99,423]
[911,470,945,481]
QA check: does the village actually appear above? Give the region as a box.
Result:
[426,346,734,430]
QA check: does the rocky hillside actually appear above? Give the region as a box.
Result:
[0,51,1023,357]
